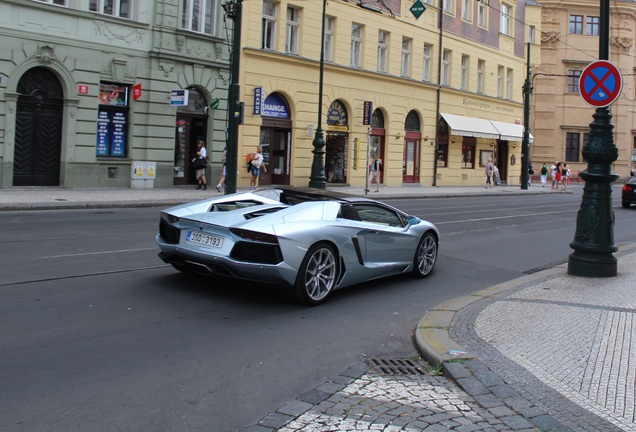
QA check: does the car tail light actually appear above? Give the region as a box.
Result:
[229,228,279,244]
[623,184,634,192]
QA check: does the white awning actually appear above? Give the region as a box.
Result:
[440,113,499,139]
[490,120,534,143]
[441,113,534,143]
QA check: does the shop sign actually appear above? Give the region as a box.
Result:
[133,83,142,101]
[99,83,128,106]
[262,93,290,118]
[327,125,349,132]
[363,101,372,125]
[78,84,89,95]
[170,89,189,106]
[327,100,348,127]
[254,87,263,115]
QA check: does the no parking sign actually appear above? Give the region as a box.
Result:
[579,60,622,108]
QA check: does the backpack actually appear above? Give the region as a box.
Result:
[540,165,548,175]
[374,160,383,172]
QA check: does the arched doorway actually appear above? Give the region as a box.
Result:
[403,110,421,184]
[260,92,292,186]
[174,87,209,186]
[14,67,64,186]
[325,100,349,184]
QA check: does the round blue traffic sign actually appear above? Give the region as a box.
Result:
[579,60,623,108]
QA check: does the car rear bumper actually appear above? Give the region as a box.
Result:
[156,235,298,286]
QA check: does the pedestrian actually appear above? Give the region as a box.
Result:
[561,163,570,191]
[540,162,549,187]
[554,162,562,190]
[550,162,558,189]
[216,147,226,192]
[528,162,534,186]
[493,163,501,186]
[193,140,207,190]
[249,146,266,189]
[366,153,382,192]
[485,158,494,188]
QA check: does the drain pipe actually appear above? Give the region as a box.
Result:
[432,0,444,186]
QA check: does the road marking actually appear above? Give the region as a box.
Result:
[33,248,155,259]
[434,209,576,225]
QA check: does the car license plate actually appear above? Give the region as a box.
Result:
[186,231,224,248]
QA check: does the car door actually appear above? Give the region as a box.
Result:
[353,203,415,267]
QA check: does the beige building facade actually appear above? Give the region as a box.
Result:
[532,0,636,180]
[237,0,542,188]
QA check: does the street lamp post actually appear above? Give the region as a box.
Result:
[567,0,619,277]
[223,0,242,194]
[308,0,327,189]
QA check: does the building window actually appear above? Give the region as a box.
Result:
[181,0,216,34]
[497,65,504,97]
[285,7,300,54]
[477,1,487,27]
[351,23,362,67]
[442,49,451,86]
[378,31,388,73]
[462,0,471,21]
[324,16,334,62]
[586,16,599,36]
[262,0,277,50]
[401,37,411,77]
[566,132,580,162]
[90,0,130,17]
[460,55,469,90]
[506,68,513,99]
[423,44,432,82]
[567,70,581,93]
[462,139,476,169]
[477,59,485,94]
[34,0,67,5]
[569,15,583,34]
[437,142,448,167]
[501,3,512,36]
[443,0,453,14]
[96,83,129,158]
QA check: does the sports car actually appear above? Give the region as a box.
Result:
[156,187,439,305]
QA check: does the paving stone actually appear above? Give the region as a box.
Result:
[473,393,505,408]
[258,412,294,429]
[456,376,491,396]
[529,414,565,430]
[444,361,472,379]
[499,415,537,430]
[277,400,313,417]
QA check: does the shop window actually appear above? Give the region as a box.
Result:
[34,0,67,5]
[461,139,476,168]
[96,82,129,157]
[437,142,448,167]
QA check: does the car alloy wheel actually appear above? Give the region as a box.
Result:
[413,232,437,278]
[295,243,337,305]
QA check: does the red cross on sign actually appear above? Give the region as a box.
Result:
[579,60,622,108]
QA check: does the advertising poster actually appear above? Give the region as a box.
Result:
[96,110,128,157]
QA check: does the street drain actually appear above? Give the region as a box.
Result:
[366,358,427,376]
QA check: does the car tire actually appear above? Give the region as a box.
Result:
[294,242,338,306]
[622,201,630,209]
[412,232,438,278]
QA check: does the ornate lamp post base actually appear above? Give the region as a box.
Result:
[568,109,619,277]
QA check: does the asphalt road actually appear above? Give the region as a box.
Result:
[1,186,635,431]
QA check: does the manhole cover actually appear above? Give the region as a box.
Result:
[366,358,427,376]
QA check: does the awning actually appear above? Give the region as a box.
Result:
[490,120,534,143]
[441,113,534,143]
[440,113,499,139]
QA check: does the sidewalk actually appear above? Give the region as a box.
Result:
[0,182,568,211]
[3,184,634,431]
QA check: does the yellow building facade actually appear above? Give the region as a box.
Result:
[532,1,636,180]
[236,0,542,188]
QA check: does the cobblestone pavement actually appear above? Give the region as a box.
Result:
[243,361,537,432]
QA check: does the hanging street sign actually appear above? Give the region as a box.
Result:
[579,60,622,108]
[410,0,426,19]
[210,98,220,109]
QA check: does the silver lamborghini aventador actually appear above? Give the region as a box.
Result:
[156,187,439,305]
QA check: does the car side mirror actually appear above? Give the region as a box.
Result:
[407,215,421,225]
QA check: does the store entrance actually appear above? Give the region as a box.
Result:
[174,114,207,186]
